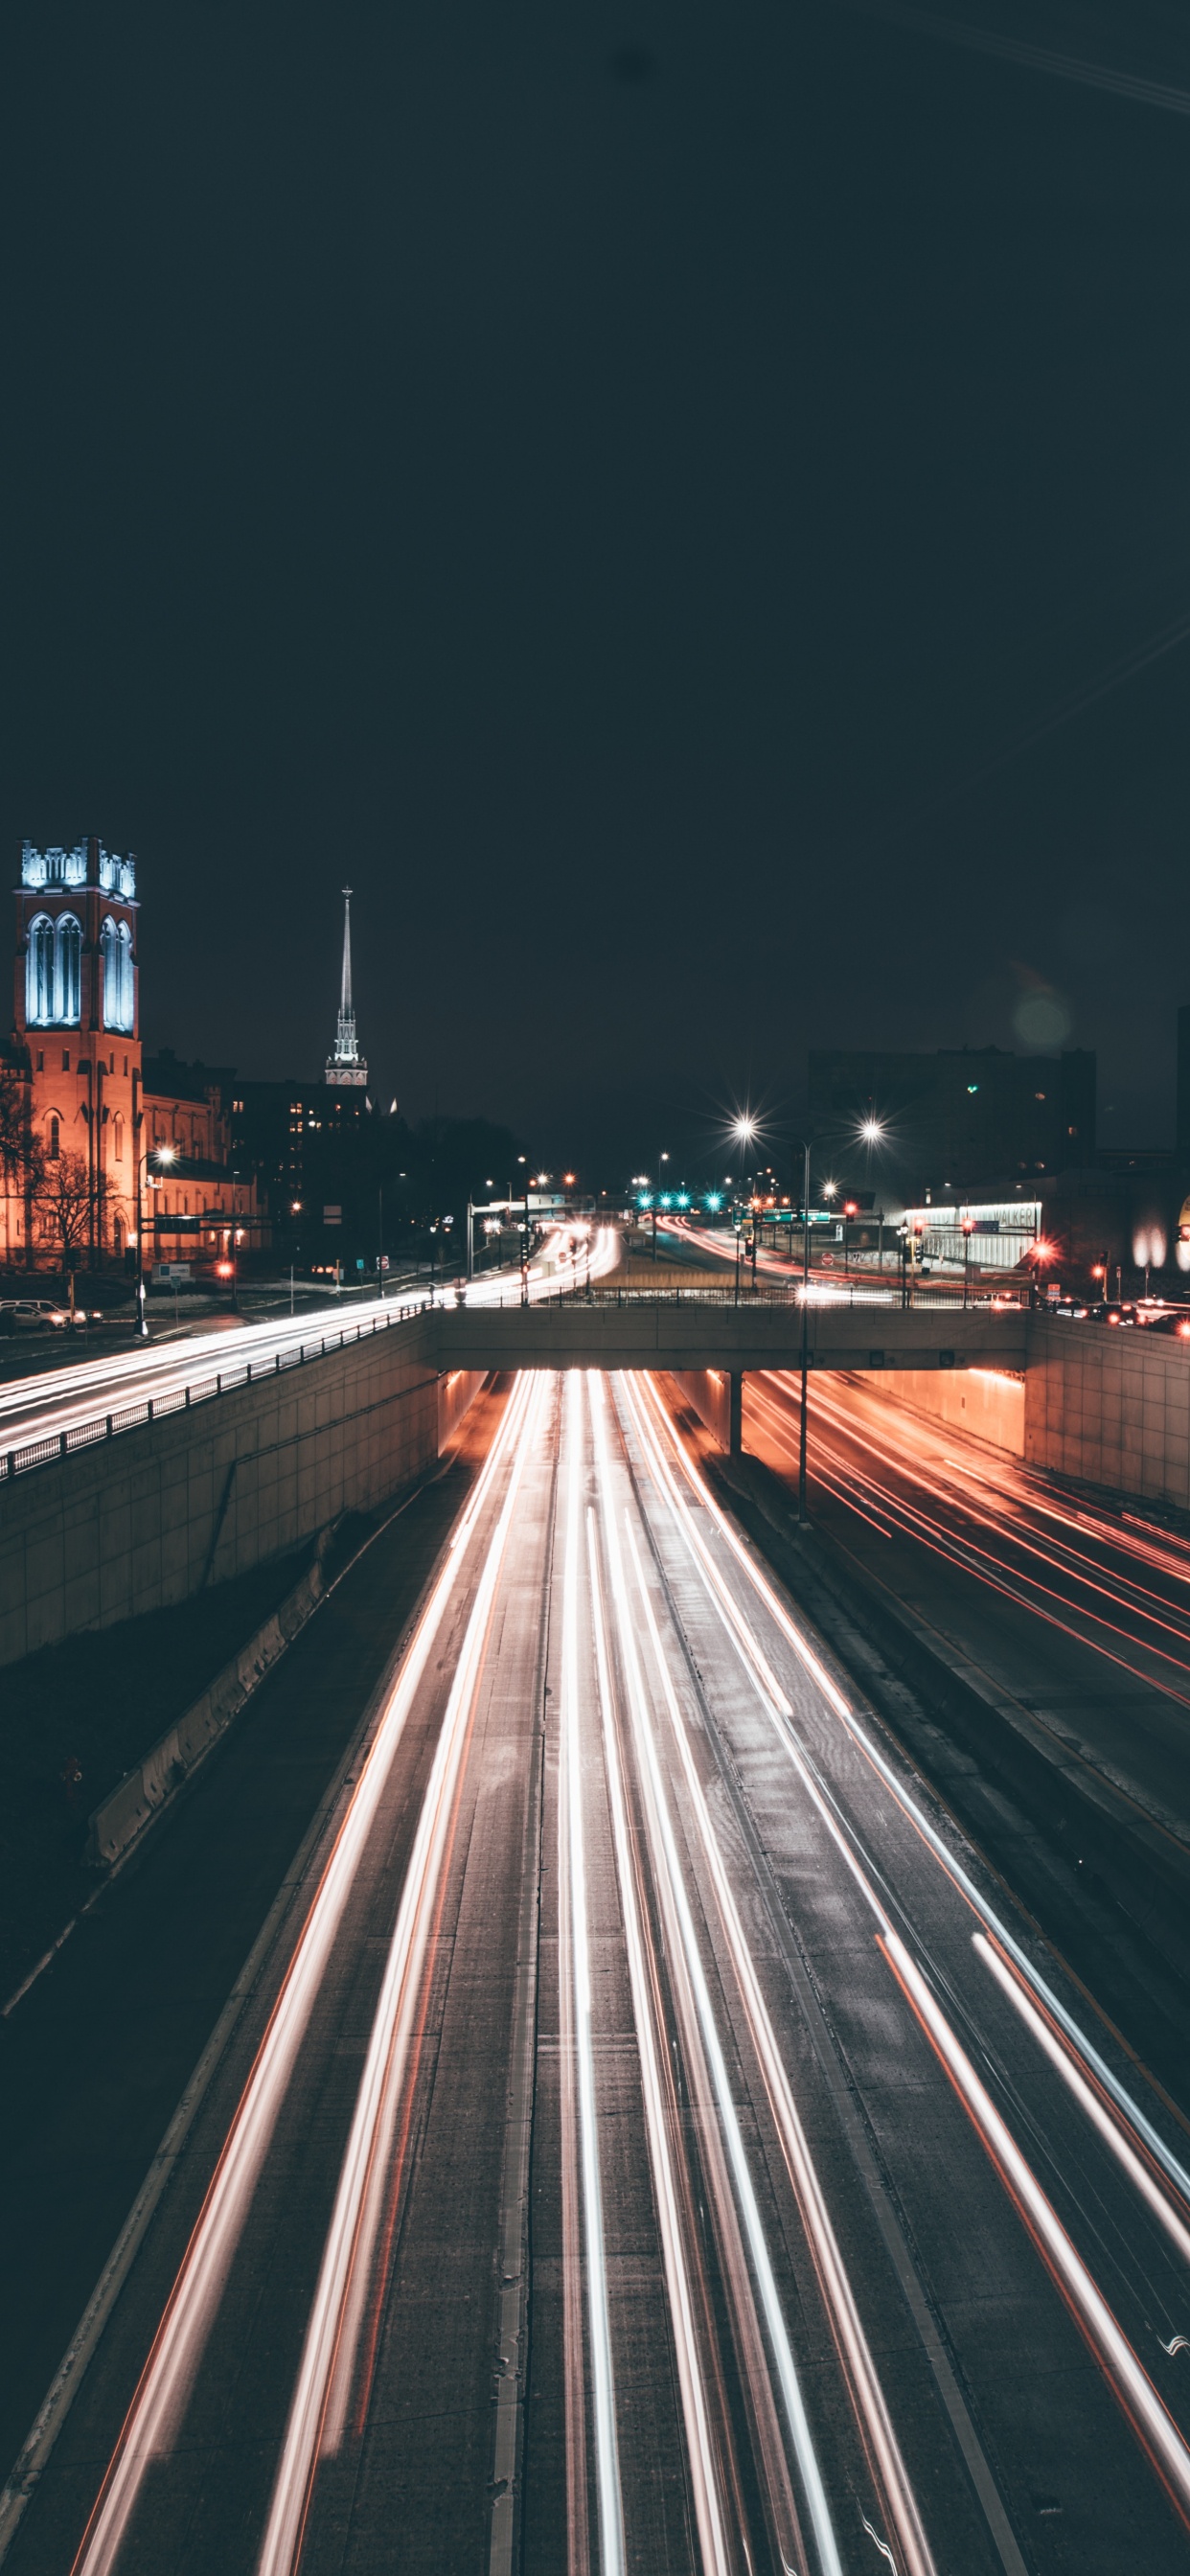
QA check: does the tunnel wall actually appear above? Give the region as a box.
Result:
[864,1366,1026,1457]
[668,1368,732,1449]
[0,1319,486,1669]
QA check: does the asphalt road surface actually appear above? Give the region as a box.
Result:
[5,1369,1190,2573]
[744,1369,1190,1856]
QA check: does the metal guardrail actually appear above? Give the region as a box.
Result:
[0,1301,430,1484]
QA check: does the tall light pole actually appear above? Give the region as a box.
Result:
[731,1116,755,1298]
[795,1141,811,1521]
[133,1141,174,1340]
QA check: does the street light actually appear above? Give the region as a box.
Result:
[133,1141,175,1339]
[961,1215,974,1308]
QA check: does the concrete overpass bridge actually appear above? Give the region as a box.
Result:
[433,1291,1028,1378]
[0,1281,1182,1668]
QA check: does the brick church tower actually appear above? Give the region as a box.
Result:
[8,838,142,1265]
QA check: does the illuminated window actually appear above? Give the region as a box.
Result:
[54,915,81,1025]
[100,917,134,1033]
[26,915,55,1024]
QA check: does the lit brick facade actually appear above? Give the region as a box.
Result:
[4,839,263,1276]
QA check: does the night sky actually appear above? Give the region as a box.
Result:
[5,1,1190,1181]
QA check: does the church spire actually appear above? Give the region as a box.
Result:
[326,886,368,1087]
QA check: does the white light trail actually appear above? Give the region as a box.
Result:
[628,1373,1190,2519]
[256,1375,549,2576]
[634,1372,1190,2221]
[881,1932,1190,2534]
[71,1370,538,2576]
[559,1376,625,2576]
[973,1935,1190,2272]
[590,1383,840,2576]
[584,1484,734,2576]
[615,1429,934,2576]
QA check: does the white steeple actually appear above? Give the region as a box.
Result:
[325,886,368,1086]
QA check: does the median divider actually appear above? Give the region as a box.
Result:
[83,1524,339,1871]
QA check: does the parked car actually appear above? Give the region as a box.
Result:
[4,1299,62,1332]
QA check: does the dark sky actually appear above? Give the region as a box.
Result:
[5,0,1190,1181]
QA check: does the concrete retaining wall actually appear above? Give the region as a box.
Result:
[0,1314,486,1668]
[84,1532,334,1867]
[1024,1315,1190,1506]
[670,1368,733,1449]
[866,1366,1025,1456]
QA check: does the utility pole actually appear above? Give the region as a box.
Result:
[798,1140,811,1524]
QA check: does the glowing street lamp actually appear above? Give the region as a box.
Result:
[133,1140,176,1340]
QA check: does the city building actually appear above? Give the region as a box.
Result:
[231,890,372,1261]
[3,839,263,1276]
[325,888,367,1088]
[809,1045,1096,1197]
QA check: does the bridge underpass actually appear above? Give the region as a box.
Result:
[434,1297,1029,1451]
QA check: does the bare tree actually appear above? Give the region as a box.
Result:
[34,1150,104,1276]
[0,1061,34,1183]
[1,1062,42,1270]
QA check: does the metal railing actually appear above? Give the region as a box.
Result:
[0,1300,434,1484]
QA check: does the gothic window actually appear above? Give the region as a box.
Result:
[101,917,134,1033]
[114,1113,126,1164]
[26,915,55,1024]
[53,915,81,1025]
[48,1115,60,1162]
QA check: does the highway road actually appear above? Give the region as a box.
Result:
[0,1227,619,1466]
[5,1368,1190,2573]
[744,1369,1190,1858]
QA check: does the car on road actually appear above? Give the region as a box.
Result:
[0,1297,107,1334]
[0,1298,63,1332]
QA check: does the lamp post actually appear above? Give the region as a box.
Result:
[731,1117,755,1290]
[133,1141,174,1340]
[962,1215,973,1308]
[798,1139,811,1524]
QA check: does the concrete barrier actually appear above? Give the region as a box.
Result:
[0,1315,488,1668]
[83,1530,336,1869]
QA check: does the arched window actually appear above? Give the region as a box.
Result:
[54,915,81,1025]
[26,915,55,1024]
[113,1113,125,1164]
[100,917,133,1033]
[48,1115,60,1162]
